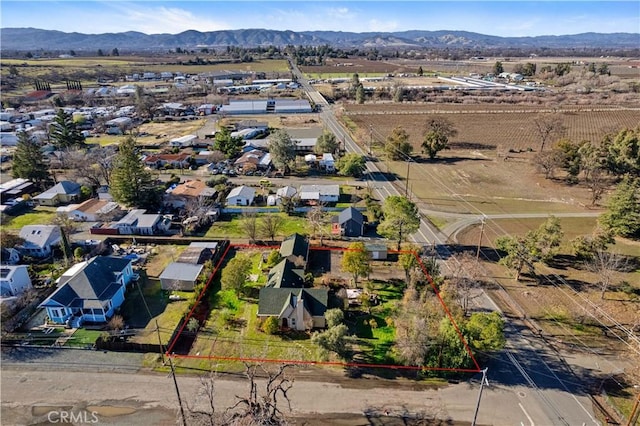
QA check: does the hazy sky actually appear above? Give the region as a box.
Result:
[1,1,639,37]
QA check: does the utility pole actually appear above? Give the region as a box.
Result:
[405,159,410,197]
[471,368,489,426]
[169,356,187,426]
[476,217,486,261]
[155,319,165,364]
[369,125,373,156]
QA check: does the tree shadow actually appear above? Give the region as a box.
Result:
[365,171,398,182]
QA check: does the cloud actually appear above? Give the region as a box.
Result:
[105,4,230,34]
[327,7,355,20]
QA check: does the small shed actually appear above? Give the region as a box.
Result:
[365,243,388,260]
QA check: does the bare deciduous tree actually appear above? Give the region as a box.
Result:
[533,150,563,179]
[588,250,628,299]
[532,114,566,152]
[260,214,284,243]
[307,203,328,244]
[448,252,483,316]
[240,213,259,243]
[185,363,295,425]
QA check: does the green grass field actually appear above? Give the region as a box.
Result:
[2,209,56,229]
[204,213,311,239]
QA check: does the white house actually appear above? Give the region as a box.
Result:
[0,265,32,298]
[298,184,340,204]
[169,134,197,148]
[319,153,335,172]
[105,117,133,135]
[18,225,62,258]
[226,186,255,206]
[114,209,170,235]
[39,256,134,327]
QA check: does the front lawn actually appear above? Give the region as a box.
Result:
[69,329,103,347]
[175,285,325,372]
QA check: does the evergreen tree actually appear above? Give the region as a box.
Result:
[110,136,161,209]
[212,127,243,158]
[336,153,366,177]
[315,130,339,155]
[378,196,421,250]
[599,176,640,238]
[12,132,51,189]
[49,109,85,149]
[269,129,297,172]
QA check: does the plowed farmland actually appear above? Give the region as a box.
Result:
[344,104,640,152]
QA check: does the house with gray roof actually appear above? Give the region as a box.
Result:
[114,209,170,235]
[33,181,81,206]
[279,233,309,267]
[18,225,62,258]
[159,262,204,291]
[257,233,327,330]
[298,184,340,204]
[257,288,327,330]
[338,207,365,237]
[266,259,306,289]
[226,185,255,206]
[39,256,134,327]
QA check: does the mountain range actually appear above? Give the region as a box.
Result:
[1,27,638,51]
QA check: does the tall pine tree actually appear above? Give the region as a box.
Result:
[12,132,51,189]
[49,109,85,149]
[110,136,161,209]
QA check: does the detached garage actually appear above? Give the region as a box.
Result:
[159,262,204,291]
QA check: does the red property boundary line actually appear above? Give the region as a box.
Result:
[165,244,482,374]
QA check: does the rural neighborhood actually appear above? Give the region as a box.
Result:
[1,7,640,426]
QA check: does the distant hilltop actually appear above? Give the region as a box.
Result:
[1,27,639,51]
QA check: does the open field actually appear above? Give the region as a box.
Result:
[1,57,289,76]
[378,150,599,215]
[345,105,640,152]
[301,56,640,80]
[456,218,639,333]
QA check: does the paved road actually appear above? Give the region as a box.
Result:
[2,346,594,426]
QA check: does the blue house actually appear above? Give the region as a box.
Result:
[39,256,134,327]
